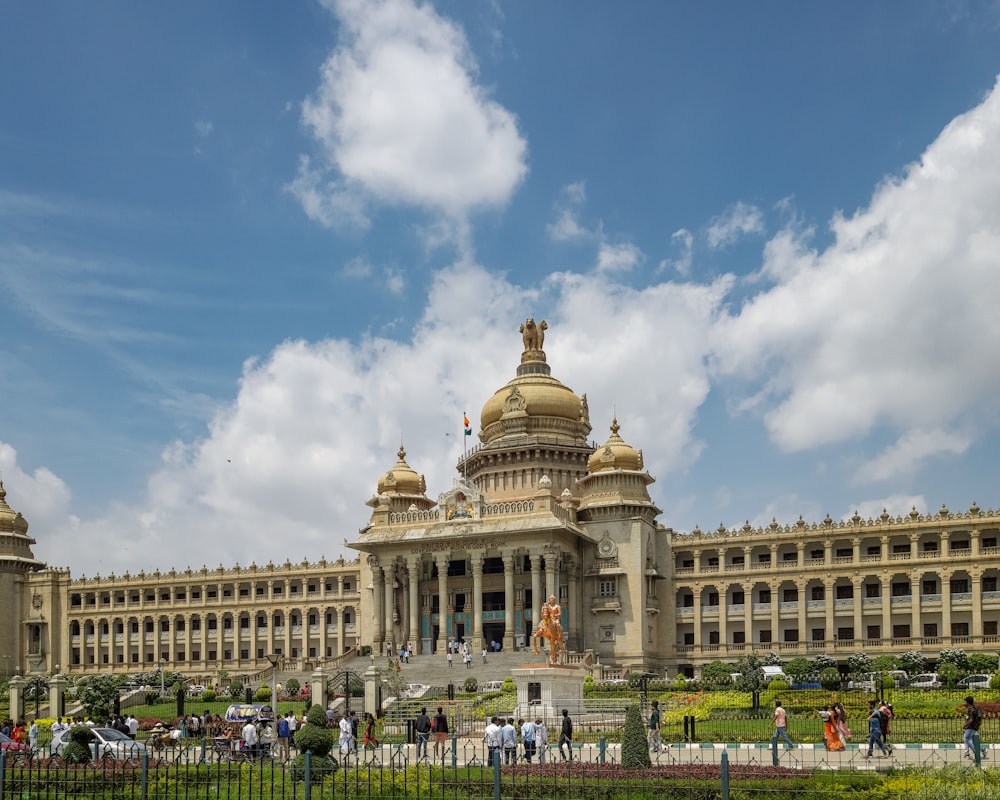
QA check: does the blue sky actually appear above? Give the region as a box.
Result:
[3,0,1000,575]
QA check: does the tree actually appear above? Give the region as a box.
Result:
[812,654,837,672]
[77,675,119,722]
[819,668,842,690]
[784,658,812,683]
[284,678,301,696]
[898,651,927,675]
[937,649,969,670]
[762,652,783,667]
[938,662,962,689]
[969,653,999,674]
[295,704,334,757]
[620,706,651,769]
[701,660,735,687]
[847,653,871,675]
[735,655,765,693]
[871,655,900,672]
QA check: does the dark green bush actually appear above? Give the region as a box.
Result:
[620,705,650,769]
[464,677,478,692]
[62,726,95,764]
[294,704,333,757]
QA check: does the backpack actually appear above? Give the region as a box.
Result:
[278,719,289,738]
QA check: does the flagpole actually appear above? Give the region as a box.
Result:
[462,410,468,481]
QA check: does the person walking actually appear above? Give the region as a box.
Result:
[447,650,453,668]
[277,714,290,760]
[964,695,985,762]
[559,709,573,762]
[648,701,661,753]
[877,699,893,753]
[482,647,488,664]
[520,717,536,763]
[863,702,889,759]
[433,707,449,760]
[483,716,501,766]
[772,701,794,753]
[536,717,548,764]
[415,707,431,760]
[502,718,518,764]
[338,713,353,757]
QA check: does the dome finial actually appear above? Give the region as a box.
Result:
[610,417,620,435]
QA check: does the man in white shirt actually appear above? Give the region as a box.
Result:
[127,715,139,740]
[286,712,298,753]
[242,720,259,756]
[338,714,353,756]
[483,717,501,767]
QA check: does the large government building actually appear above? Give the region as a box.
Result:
[2,321,999,683]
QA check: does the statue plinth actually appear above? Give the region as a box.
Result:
[511,663,586,721]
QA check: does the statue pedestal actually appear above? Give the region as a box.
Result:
[511,664,585,721]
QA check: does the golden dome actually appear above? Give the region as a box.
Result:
[478,319,591,445]
[376,446,427,497]
[0,481,29,536]
[588,418,644,473]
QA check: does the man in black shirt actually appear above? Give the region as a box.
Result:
[414,707,431,760]
[433,706,449,760]
[559,709,573,761]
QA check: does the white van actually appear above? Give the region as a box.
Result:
[762,666,790,683]
[481,680,505,692]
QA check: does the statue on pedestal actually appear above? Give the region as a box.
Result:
[532,594,565,666]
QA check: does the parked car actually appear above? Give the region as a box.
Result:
[957,674,992,690]
[910,673,942,689]
[762,667,790,684]
[0,732,31,754]
[481,680,506,692]
[848,670,908,691]
[187,684,207,696]
[51,727,146,760]
[404,683,429,698]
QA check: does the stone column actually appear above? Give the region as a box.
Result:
[880,535,889,562]
[407,556,420,654]
[49,672,67,719]
[544,548,559,604]
[566,559,579,652]
[471,552,484,652]
[692,586,702,648]
[310,669,327,710]
[383,565,395,651]
[502,552,515,651]
[852,537,861,563]
[796,579,807,644]
[796,542,804,569]
[530,554,542,638]
[910,569,922,641]
[972,571,983,640]
[824,579,835,643]
[9,674,24,723]
[852,577,864,644]
[880,575,892,640]
[823,539,832,566]
[769,580,780,645]
[941,568,953,642]
[719,583,729,647]
[436,555,449,653]
[370,558,384,647]
[742,582,753,646]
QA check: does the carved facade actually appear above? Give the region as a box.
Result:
[2,322,999,681]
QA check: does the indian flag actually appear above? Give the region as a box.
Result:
[464,413,472,436]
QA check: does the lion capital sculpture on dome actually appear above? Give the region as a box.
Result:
[520,318,548,352]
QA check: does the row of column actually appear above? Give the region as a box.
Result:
[69,606,357,668]
[370,549,570,653]
[685,572,986,647]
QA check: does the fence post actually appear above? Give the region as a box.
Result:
[451,732,458,768]
[975,732,983,768]
[683,715,690,741]
[304,751,312,800]
[690,716,696,740]
[141,750,149,800]
[721,750,729,800]
[599,734,606,764]
[1,748,6,800]
[200,736,207,764]
[493,749,501,800]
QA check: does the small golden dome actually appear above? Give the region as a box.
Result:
[0,481,29,535]
[587,418,643,473]
[376,446,427,497]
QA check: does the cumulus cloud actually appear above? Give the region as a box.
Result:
[854,428,972,483]
[194,121,214,138]
[595,241,642,273]
[291,0,528,235]
[850,494,927,522]
[659,228,694,276]
[705,201,765,249]
[547,181,591,242]
[711,76,1000,455]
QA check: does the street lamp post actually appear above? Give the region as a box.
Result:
[265,655,280,703]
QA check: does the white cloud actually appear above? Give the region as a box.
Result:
[710,76,1000,455]
[547,209,589,242]
[292,0,528,234]
[595,241,642,273]
[194,121,214,138]
[849,494,927,523]
[286,155,371,231]
[659,228,693,275]
[705,201,765,249]
[854,428,971,483]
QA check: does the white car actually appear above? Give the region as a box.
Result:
[404,683,429,698]
[51,727,146,761]
[910,673,941,689]
[957,674,992,690]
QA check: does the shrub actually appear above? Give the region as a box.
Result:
[872,654,900,672]
[255,687,272,702]
[672,675,688,691]
[990,672,1000,691]
[819,668,842,690]
[200,689,216,702]
[620,706,650,768]
[969,653,999,674]
[701,660,736,687]
[295,705,333,757]
[898,651,927,675]
[784,658,812,682]
[937,662,962,689]
[762,652,783,667]
[228,681,243,698]
[285,678,301,696]
[812,654,837,671]
[63,726,95,764]
[767,679,790,691]
[502,677,515,692]
[464,677,478,692]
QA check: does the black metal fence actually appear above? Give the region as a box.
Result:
[5,745,1000,800]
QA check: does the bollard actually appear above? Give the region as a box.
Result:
[200,736,207,764]
[451,733,458,768]
[304,751,312,800]
[721,751,730,800]
[493,749,501,800]
[1,749,7,800]
[599,734,606,764]
[141,750,149,800]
